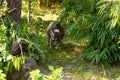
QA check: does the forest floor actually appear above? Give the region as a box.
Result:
[38,14,120,80]
[21,2,120,80]
[41,39,120,80]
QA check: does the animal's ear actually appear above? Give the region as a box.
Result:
[13,35,18,42]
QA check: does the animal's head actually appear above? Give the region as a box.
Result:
[50,29,60,41]
[10,37,21,56]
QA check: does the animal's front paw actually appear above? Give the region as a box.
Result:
[55,46,61,50]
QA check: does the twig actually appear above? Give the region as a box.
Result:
[8,8,17,13]
[16,35,24,57]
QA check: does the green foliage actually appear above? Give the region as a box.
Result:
[48,66,63,80]
[5,56,24,73]
[81,0,120,64]
[60,0,120,64]
[0,1,8,18]
[116,76,120,80]
[59,0,98,43]
[0,70,6,80]
[19,36,44,60]
[29,66,63,80]
[0,1,25,79]
[17,23,45,60]
[0,1,45,79]
[0,18,25,73]
[29,69,43,80]
[11,56,24,71]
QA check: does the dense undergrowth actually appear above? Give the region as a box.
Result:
[0,1,62,79]
[59,0,120,64]
[0,2,25,79]
[0,0,120,80]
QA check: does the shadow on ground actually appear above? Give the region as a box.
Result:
[21,17,120,80]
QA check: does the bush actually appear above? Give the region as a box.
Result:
[59,0,97,43]
[0,71,6,80]
[29,66,63,80]
[81,0,120,64]
[59,0,120,64]
[0,1,44,79]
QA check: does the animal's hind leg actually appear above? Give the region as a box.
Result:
[47,36,49,45]
[49,39,52,48]
[47,35,53,48]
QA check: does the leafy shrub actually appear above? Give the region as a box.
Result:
[60,0,120,64]
[18,23,45,60]
[0,70,6,80]
[59,0,98,43]
[0,13,25,79]
[29,66,63,80]
[0,1,43,79]
[81,0,120,64]
[0,1,23,75]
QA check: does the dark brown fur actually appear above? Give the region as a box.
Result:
[46,21,64,48]
[10,37,28,56]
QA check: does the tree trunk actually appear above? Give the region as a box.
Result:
[6,0,22,26]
